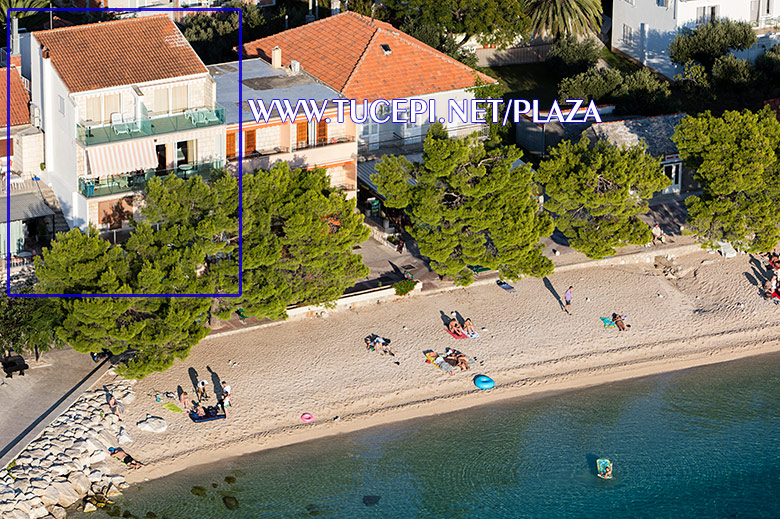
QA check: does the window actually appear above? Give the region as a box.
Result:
[104,93,120,123]
[171,85,188,113]
[85,96,101,122]
[696,5,719,24]
[153,88,169,114]
[296,121,308,149]
[245,129,256,154]
[624,0,635,5]
[622,24,634,44]
[226,132,237,159]
[58,95,65,115]
[656,0,668,6]
[767,0,772,16]
[176,140,195,166]
[316,119,327,145]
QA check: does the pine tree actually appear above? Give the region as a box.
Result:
[373,123,554,285]
[672,107,780,252]
[537,137,669,259]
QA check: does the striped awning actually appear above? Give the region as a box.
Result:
[86,141,158,177]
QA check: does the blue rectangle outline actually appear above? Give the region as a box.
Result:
[6,7,244,298]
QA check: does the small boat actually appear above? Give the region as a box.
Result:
[596,458,613,479]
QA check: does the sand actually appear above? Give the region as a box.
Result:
[104,249,780,484]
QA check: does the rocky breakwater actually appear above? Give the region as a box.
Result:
[0,381,136,518]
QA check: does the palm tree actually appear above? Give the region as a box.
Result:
[0,0,51,32]
[525,0,603,40]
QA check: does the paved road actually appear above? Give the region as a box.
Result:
[0,347,109,469]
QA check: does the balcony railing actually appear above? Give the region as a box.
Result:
[291,135,356,152]
[76,104,226,146]
[78,160,224,198]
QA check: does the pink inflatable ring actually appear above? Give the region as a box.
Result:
[301,413,313,422]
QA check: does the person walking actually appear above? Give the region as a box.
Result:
[197,379,210,401]
[564,286,573,315]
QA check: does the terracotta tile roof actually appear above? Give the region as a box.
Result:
[0,68,31,127]
[242,11,495,102]
[33,15,207,93]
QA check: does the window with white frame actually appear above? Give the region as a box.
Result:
[85,96,101,123]
[58,95,65,115]
[153,88,169,114]
[104,93,120,123]
[171,85,188,113]
[656,0,668,7]
[696,5,719,24]
[622,24,634,44]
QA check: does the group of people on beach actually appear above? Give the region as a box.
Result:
[759,251,780,303]
[179,379,232,419]
[447,316,478,338]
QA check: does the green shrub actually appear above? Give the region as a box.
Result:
[670,19,757,70]
[613,69,674,115]
[547,36,602,77]
[393,279,417,296]
[712,54,755,89]
[558,67,623,103]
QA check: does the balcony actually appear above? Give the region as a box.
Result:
[78,160,224,198]
[76,104,226,146]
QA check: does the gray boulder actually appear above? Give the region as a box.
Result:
[136,415,167,433]
[67,472,91,495]
[51,481,80,507]
[49,505,67,519]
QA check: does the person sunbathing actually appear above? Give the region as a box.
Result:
[445,348,469,371]
[448,319,464,336]
[462,319,477,337]
[364,336,376,352]
[192,403,206,418]
[108,447,143,469]
[611,313,630,332]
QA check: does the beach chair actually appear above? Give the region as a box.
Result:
[600,317,616,328]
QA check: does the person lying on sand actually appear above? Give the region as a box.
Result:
[366,335,395,356]
[108,447,144,469]
[445,347,470,371]
[462,319,479,337]
[448,318,464,336]
[192,403,206,418]
[611,314,630,332]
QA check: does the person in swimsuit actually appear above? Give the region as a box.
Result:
[611,313,629,332]
[448,318,464,336]
[462,319,477,337]
[108,447,143,469]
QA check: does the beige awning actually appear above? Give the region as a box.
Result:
[87,141,157,176]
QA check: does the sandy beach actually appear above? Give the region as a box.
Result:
[106,249,780,484]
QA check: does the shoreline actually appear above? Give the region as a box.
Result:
[126,335,780,485]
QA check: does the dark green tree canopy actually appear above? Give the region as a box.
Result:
[546,36,602,77]
[373,123,554,285]
[669,19,757,71]
[536,137,670,259]
[672,107,780,252]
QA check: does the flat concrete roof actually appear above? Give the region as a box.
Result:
[209,58,344,125]
[0,192,55,223]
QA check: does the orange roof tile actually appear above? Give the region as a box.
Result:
[0,68,31,127]
[242,12,495,102]
[33,15,207,93]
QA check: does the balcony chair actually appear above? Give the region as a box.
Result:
[111,113,130,136]
[123,113,141,134]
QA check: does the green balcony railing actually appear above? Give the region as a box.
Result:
[76,104,226,146]
[78,160,225,198]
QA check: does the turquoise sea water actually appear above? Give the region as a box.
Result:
[73,354,780,519]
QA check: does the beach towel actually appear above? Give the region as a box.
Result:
[496,280,516,293]
[162,402,183,413]
[600,317,616,328]
[464,330,480,338]
[446,329,468,339]
[425,352,453,373]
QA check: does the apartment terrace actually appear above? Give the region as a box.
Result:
[77,104,226,146]
[77,160,224,198]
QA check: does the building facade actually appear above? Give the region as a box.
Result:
[26,15,225,230]
[209,57,358,198]
[612,0,780,78]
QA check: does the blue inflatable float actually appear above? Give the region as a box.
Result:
[474,375,495,390]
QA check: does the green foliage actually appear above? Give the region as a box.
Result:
[525,0,602,40]
[754,44,780,88]
[468,77,511,147]
[373,123,554,286]
[383,0,529,49]
[546,36,602,77]
[0,280,63,356]
[711,54,755,89]
[558,67,623,103]
[0,0,49,30]
[672,107,780,252]
[537,138,670,259]
[217,163,370,321]
[399,19,478,68]
[669,19,757,71]
[393,279,417,296]
[613,68,674,115]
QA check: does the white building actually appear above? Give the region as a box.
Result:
[611,0,780,78]
[23,15,225,231]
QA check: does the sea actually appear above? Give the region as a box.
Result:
[70,353,780,519]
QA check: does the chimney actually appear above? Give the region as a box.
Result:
[330,0,340,15]
[11,17,19,57]
[41,46,49,59]
[271,46,282,69]
[306,0,315,23]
